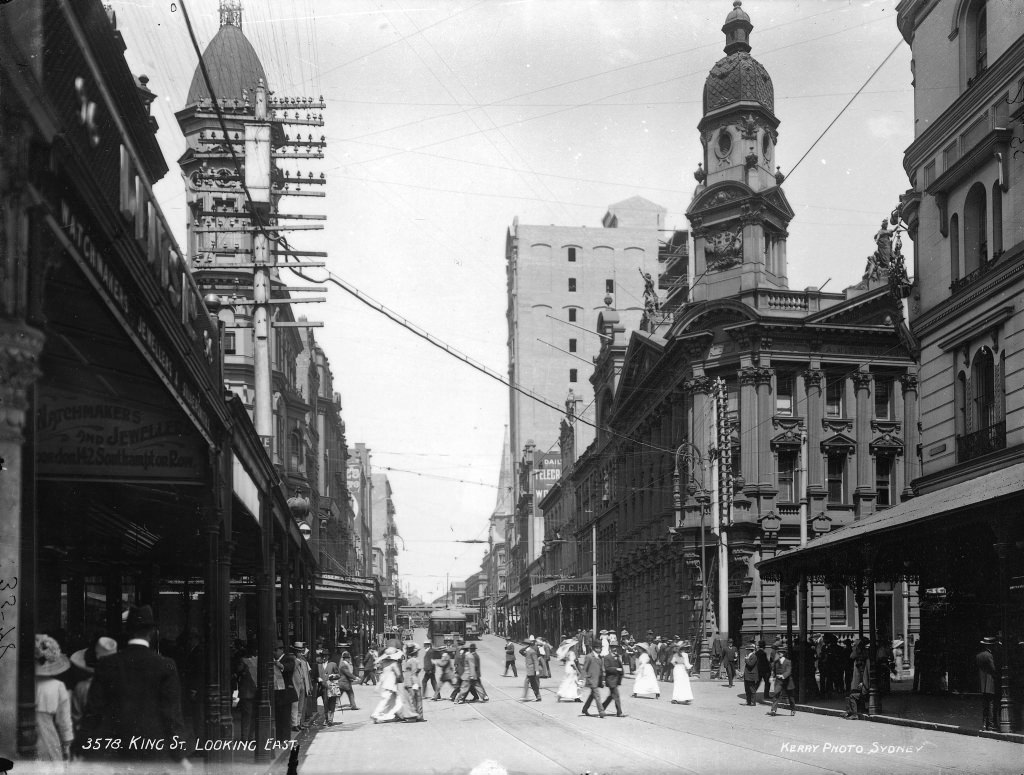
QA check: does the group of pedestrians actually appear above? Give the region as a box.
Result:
[33,606,194,768]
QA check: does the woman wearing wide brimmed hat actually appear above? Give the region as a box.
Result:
[35,634,74,762]
[370,648,418,723]
[670,641,694,704]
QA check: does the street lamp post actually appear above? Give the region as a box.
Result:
[592,519,597,644]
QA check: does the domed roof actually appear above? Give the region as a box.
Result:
[186,23,267,105]
[703,52,774,114]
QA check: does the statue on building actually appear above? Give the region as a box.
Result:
[640,269,660,314]
[864,218,894,281]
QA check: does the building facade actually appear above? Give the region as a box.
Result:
[762,0,1024,730]
[536,2,920,660]
[0,0,324,757]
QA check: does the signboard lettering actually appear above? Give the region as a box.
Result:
[36,387,206,481]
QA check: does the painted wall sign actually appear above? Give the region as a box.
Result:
[36,387,206,482]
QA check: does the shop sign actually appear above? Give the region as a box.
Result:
[57,198,214,438]
[533,452,561,501]
[554,581,612,595]
[36,387,206,482]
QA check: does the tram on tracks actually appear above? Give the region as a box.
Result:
[427,609,467,649]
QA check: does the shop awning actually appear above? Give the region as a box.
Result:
[758,462,1024,581]
[532,574,613,604]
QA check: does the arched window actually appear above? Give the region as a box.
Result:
[963,182,987,274]
[960,0,988,86]
[949,213,960,282]
[991,182,1002,257]
[289,432,302,472]
[955,370,967,437]
[975,3,987,75]
[972,347,996,429]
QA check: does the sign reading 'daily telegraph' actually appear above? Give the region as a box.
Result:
[36,387,206,482]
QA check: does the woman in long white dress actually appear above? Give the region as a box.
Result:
[670,641,694,704]
[632,651,660,699]
[556,650,582,702]
[371,649,419,723]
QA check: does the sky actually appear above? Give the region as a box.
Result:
[112,0,915,603]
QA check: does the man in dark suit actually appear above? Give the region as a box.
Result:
[976,636,998,731]
[76,605,191,766]
[722,638,738,688]
[600,647,626,717]
[742,640,759,705]
[580,645,606,718]
[756,640,772,701]
[768,645,796,716]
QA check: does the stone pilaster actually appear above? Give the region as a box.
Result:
[755,367,775,488]
[738,367,758,491]
[852,371,876,518]
[900,374,919,499]
[803,369,826,513]
[0,320,44,757]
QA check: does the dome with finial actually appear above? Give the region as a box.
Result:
[703,1,774,116]
[185,19,268,105]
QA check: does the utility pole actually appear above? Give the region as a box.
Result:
[714,378,731,646]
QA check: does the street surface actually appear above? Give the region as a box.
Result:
[295,631,1020,775]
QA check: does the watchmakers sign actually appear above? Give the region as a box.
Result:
[36,387,206,482]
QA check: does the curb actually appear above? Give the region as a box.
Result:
[793,702,1024,744]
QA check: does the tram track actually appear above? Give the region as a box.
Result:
[466,637,988,775]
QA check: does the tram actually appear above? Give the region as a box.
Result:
[427,609,467,649]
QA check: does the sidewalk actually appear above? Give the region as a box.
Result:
[791,675,1024,744]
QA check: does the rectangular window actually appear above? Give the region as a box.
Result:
[569,338,577,353]
[829,586,848,625]
[876,456,893,507]
[777,451,797,502]
[606,279,614,294]
[568,278,576,292]
[568,247,577,262]
[223,332,236,355]
[825,377,844,417]
[776,373,794,417]
[922,161,936,189]
[827,454,846,504]
[568,308,577,322]
[874,378,892,419]
[943,140,959,170]
[569,369,578,383]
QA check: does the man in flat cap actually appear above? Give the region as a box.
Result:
[76,605,191,766]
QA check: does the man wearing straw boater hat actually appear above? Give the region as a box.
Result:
[70,636,118,734]
[75,605,191,766]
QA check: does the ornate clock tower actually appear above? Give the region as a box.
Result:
[687,1,795,302]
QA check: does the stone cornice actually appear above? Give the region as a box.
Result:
[903,35,1024,177]
[911,245,1024,339]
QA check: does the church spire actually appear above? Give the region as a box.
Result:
[492,425,513,519]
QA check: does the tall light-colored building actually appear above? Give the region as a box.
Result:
[505,198,667,571]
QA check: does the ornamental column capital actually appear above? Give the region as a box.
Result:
[0,319,45,442]
[687,375,715,395]
[802,369,825,391]
[899,373,919,394]
[852,371,873,392]
[753,367,774,387]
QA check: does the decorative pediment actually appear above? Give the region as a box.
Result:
[688,181,753,215]
[820,433,856,455]
[870,431,905,456]
[770,420,804,450]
